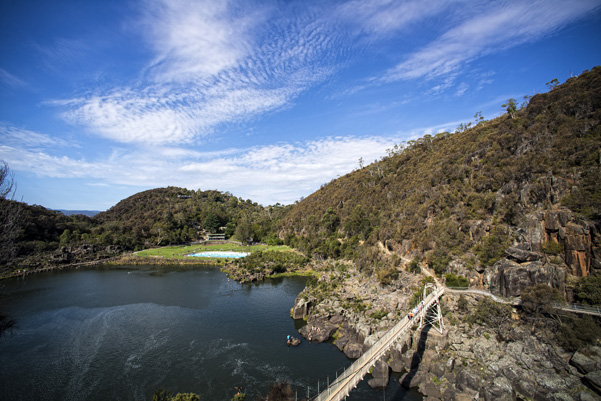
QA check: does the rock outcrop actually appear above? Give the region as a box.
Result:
[488,259,566,298]
[519,209,600,277]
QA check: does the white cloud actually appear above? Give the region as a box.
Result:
[53,0,340,146]
[0,69,26,88]
[0,122,70,148]
[337,0,455,36]
[139,0,259,83]
[2,129,401,205]
[383,0,601,81]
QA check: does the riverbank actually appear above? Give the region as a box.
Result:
[0,243,294,280]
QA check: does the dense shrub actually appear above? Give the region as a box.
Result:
[467,297,512,330]
[444,273,469,288]
[474,226,509,267]
[234,250,309,274]
[427,249,451,276]
[573,275,601,305]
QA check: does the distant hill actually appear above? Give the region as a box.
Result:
[56,209,101,217]
[93,186,282,247]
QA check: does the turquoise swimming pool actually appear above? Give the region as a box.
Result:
[189,251,249,258]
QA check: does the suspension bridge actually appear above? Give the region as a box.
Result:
[313,284,445,401]
[305,279,599,400]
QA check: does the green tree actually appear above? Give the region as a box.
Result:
[546,78,559,90]
[225,221,236,238]
[320,207,340,232]
[59,229,73,245]
[474,226,509,267]
[203,213,221,233]
[501,98,517,119]
[427,249,450,276]
[234,216,253,243]
[152,389,172,401]
[521,284,563,317]
[344,205,371,239]
[407,258,421,274]
[573,275,601,305]
[171,393,200,401]
[444,273,469,287]
[0,161,22,266]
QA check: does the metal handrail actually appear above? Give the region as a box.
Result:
[313,287,445,401]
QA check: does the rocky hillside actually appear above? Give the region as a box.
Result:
[279,66,601,300]
[282,67,601,400]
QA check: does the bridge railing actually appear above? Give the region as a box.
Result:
[552,302,601,315]
[313,287,445,401]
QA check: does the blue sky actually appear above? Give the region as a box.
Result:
[1,0,601,211]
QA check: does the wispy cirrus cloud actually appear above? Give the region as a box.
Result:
[337,0,456,37]
[383,0,601,81]
[0,122,71,149]
[139,0,260,83]
[1,130,399,204]
[0,69,27,88]
[53,0,340,146]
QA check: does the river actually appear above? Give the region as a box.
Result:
[0,265,421,401]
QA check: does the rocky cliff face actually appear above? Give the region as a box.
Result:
[482,208,600,299]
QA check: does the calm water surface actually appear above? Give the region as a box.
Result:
[0,265,421,401]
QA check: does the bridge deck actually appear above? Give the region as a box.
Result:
[314,287,445,401]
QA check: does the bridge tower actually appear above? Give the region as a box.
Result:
[419,283,444,334]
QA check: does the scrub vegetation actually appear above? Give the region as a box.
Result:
[1,67,600,311]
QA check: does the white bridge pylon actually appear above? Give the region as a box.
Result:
[419,283,444,334]
[314,285,445,401]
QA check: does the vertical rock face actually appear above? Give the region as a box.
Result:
[292,297,310,319]
[560,223,592,276]
[520,209,599,277]
[488,259,566,298]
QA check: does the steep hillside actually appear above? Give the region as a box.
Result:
[279,67,601,295]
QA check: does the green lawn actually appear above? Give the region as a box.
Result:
[134,243,292,260]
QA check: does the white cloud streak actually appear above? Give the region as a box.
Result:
[0,69,26,88]
[337,0,457,36]
[55,0,339,146]
[384,0,601,81]
[0,123,70,149]
[1,132,399,205]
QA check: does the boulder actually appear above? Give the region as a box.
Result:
[505,246,542,263]
[571,352,599,374]
[489,259,565,297]
[368,359,390,389]
[291,297,310,319]
[455,368,482,393]
[419,381,442,399]
[399,370,427,389]
[343,342,363,359]
[334,323,362,351]
[298,318,337,343]
[287,337,301,346]
[481,376,516,401]
[577,391,601,401]
[583,370,601,395]
[388,346,406,373]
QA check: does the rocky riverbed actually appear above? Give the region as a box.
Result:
[291,268,601,400]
